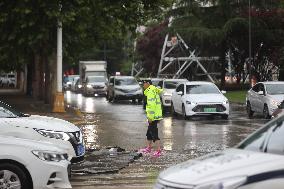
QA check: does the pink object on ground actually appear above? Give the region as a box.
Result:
[139,147,151,154]
[152,150,162,157]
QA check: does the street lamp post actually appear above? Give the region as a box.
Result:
[52,18,65,112]
[249,0,252,86]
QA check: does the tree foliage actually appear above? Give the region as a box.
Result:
[136,0,284,83]
[0,0,173,72]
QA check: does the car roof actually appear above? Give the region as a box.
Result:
[184,81,215,85]
[112,76,135,79]
[257,81,284,85]
[164,79,188,82]
[87,76,104,78]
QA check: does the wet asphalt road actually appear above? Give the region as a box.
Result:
[65,91,269,189]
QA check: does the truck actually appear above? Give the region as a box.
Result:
[79,61,107,82]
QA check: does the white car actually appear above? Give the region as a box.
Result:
[159,79,188,108]
[155,114,284,189]
[171,81,229,119]
[0,101,85,163]
[0,136,71,189]
[246,81,284,119]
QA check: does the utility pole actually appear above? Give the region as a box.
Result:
[52,10,65,112]
[249,0,252,86]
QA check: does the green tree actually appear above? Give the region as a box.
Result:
[0,0,172,101]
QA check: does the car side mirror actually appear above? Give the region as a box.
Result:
[177,91,183,95]
[258,91,264,95]
[221,90,226,94]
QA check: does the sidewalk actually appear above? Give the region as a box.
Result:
[0,94,83,124]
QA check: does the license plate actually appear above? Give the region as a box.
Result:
[204,108,216,112]
[77,144,85,156]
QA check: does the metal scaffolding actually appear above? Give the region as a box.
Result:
[157,33,219,82]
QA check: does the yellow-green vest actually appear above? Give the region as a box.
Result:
[144,85,163,121]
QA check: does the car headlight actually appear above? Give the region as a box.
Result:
[34,129,70,141]
[195,177,247,189]
[78,84,82,88]
[186,101,196,105]
[32,151,68,162]
[163,92,172,97]
[87,84,92,88]
[223,100,229,105]
[270,99,280,107]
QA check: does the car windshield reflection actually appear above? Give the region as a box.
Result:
[238,116,284,156]
[266,84,284,95]
[186,84,220,94]
[115,79,137,85]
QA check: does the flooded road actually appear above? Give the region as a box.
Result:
[65,91,268,189]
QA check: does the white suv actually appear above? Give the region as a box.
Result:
[246,81,284,119]
[0,136,71,189]
[0,101,85,163]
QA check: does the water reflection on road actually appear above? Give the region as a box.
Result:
[65,91,268,188]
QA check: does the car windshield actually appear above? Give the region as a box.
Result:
[115,78,137,85]
[164,81,180,89]
[238,116,284,156]
[265,84,284,95]
[88,77,106,83]
[186,84,220,94]
[0,101,24,118]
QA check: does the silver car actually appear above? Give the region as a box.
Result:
[246,81,284,119]
[107,76,143,102]
[83,76,107,96]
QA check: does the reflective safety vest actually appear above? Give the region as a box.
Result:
[144,85,163,121]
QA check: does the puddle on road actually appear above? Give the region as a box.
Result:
[81,124,100,150]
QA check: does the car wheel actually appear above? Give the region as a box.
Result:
[182,104,189,120]
[246,101,254,118]
[0,163,31,189]
[221,114,229,120]
[171,103,177,117]
[263,104,271,119]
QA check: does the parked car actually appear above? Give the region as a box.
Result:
[70,76,80,92]
[107,76,143,102]
[74,78,84,93]
[158,79,188,109]
[83,76,107,96]
[171,81,229,119]
[155,114,284,189]
[246,81,284,119]
[63,75,79,91]
[0,73,16,87]
[0,136,71,189]
[0,101,85,163]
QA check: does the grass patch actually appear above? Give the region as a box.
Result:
[224,90,247,104]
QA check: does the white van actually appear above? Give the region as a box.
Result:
[0,101,85,163]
